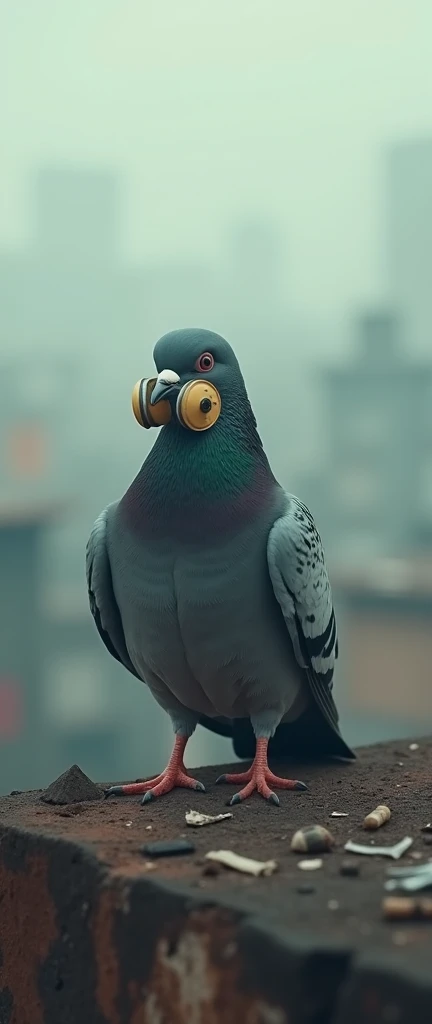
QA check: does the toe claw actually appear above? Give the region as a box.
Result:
[195,781,206,792]
[104,786,123,797]
[268,793,280,806]
[294,781,308,791]
[229,793,242,806]
[215,774,226,784]
[141,791,155,804]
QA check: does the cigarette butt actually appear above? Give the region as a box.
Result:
[383,896,432,921]
[363,805,391,830]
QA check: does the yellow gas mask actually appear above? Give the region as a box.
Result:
[132,370,221,432]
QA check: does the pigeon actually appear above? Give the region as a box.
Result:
[87,328,354,806]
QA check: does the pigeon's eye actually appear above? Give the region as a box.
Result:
[195,352,214,373]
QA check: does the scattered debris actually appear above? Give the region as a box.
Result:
[385,862,432,893]
[142,861,157,871]
[291,826,334,854]
[185,809,233,828]
[383,896,432,921]
[41,765,103,805]
[328,900,339,911]
[141,839,195,858]
[297,884,315,894]
[344,837,413,860]
[297,858,323,871]
[409,743,419,751]
[125,821,133,828]
[145,825,153,831]
[330,811,349,818]
[363,805,391,831]
[205,850,278,877]
[340,860,360,878]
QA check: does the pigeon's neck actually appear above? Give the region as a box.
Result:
[121,398,281,542]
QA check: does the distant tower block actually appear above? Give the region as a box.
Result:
[356,310,400,362]
[33,167,121,265]
[0,504,59,792]
[322,308,432,561]
[386,139,432,350]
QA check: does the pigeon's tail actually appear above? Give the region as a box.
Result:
[199,704,355,762]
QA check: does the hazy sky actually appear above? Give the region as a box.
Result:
[2,0,432,318]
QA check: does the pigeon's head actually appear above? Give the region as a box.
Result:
[133,328,245,433]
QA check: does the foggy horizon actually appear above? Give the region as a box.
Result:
[2,0,432,330]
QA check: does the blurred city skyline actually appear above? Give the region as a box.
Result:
[2,0,432,327]
[2,0,432,792]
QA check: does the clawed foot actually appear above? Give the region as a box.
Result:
[104,734,205,804]
[216,738,307,805]
[105,769,205,803]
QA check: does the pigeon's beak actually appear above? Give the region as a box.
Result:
[150,369,181,406]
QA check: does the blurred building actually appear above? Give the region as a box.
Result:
[0,504,55,792]
[333,557,432,743]
[299,309,432,565]
[0,169,178,792]
[386,138,432,353]
[294,305,432,747]
[0,167,143,359]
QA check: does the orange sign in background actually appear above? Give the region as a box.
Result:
[6,424,49,477]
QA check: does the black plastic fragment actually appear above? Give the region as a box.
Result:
[141,838,196,858]
[340,860,360,877]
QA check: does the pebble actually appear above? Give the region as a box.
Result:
[291,826,334,854]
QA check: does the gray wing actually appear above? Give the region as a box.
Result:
[86,505,141,680]
[267,493,340,733]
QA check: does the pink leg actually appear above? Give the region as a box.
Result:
[105,735,205,804]
[216,737,307,806]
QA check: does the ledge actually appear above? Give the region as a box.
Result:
[1,738,432,1023]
